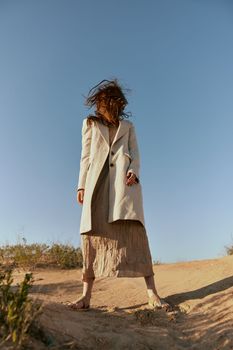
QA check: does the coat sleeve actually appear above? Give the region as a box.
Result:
[127,123,140,183]
[76,118,92,191]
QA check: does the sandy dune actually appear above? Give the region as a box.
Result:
[11,254,233,349]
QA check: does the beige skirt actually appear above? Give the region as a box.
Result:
[81,153,154,281]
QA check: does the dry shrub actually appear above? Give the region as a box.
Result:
[225,244,233,255]
[0,237,83,270]
[48,243,83,269]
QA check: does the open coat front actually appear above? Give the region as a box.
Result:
[76,117,146,234]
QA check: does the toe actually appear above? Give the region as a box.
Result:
[161,300,173,311]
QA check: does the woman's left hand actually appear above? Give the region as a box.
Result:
[126,172,139,186]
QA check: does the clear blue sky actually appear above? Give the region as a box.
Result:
[0,0,232,263]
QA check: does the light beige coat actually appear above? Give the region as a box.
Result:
[76,117,146,234]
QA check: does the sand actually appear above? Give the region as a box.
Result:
[10,254,233,349]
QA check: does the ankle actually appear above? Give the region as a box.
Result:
[147,290,159,299]
[82,292,91,299]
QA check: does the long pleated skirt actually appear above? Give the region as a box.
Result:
[80,152,154,281]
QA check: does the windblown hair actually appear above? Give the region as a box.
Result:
[83,79,132,127]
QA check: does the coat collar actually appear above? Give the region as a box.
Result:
[96,119,129,147]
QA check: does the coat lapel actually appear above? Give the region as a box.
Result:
[96,119,128,147]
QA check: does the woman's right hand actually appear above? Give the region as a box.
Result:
[77,189,85,204]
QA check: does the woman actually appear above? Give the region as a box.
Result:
[68,79,172,312]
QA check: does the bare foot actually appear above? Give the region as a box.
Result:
[66,295,91,311]
[148,294,173,312]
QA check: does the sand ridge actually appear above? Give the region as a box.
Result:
[11,255,233,349]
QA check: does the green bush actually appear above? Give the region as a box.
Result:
[0,268,42,348]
